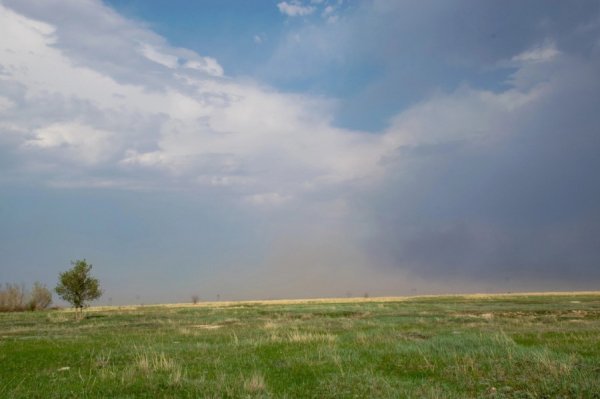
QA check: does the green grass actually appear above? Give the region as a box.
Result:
[1,293,599,398]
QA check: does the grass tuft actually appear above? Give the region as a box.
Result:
[244,372,267,393]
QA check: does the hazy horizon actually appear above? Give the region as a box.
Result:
[1,0,600,305]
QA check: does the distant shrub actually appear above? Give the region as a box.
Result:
[0,282,53,312]
[0,283,26,311]
[28,282,52,311]
[191,295,200,305]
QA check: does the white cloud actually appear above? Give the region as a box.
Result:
[245,192,292,206]
[321,5,339,23]
[0,1,572,212]
[139,40,225,76]
[139,43,179,68]
[0,96,15,112]
[277,1,315,17]
[25,122,115,164]
[120,149,168,169]
[326,15,339,24]
[322,5,335,16]
[183,57,224,77]
[0,1,383,202]
[0,5,173,115]
[512,42,560,64]
[382,86,543,150]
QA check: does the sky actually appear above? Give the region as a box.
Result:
[1,0,599,305]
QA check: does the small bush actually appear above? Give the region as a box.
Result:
[0,283,26,311]
[28,282,52,310]
[0,282,52,312]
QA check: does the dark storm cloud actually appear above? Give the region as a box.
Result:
[365,33,600,285]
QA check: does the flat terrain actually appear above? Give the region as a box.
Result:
[1,293,599,398]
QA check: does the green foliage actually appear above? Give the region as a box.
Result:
[55,259,102,311]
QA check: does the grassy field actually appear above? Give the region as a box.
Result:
[1,293,599,398]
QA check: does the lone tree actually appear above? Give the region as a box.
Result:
[55,259,102,318]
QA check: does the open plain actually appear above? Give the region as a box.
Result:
[1,292,599,398]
